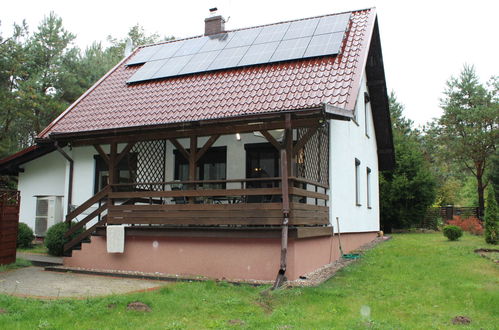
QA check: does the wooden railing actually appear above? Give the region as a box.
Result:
[63,177,329,253]
[63,186,110,253]
[107,177,329,227]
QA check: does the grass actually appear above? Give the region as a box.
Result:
[0,259,32,272]
[17,243,48,254]
[0,233,498,329]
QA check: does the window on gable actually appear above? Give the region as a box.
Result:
[355,158,361,206]
[367,167,372,208]
[364,91,370,138]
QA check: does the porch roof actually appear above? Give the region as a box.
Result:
[38,9,376,139]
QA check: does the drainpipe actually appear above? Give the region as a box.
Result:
[54,142,73,213]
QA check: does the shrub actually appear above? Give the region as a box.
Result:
[484,188,498,245]
[447,215,483,235]
[443,225,463,241]
[17,222,34,248]
[44,222,84,256]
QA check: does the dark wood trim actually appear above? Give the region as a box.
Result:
[93,144,109,165]
[68,117,322,147]
[109,187,282,198]
[115,142,136,164]
[259,130,282,151]
[93,225,334,239]
[64,203,107,238]
[196,135,220,162]
[66,186,110,223]
[292,124,319,156]
[169,138,190,161]
[64,217,107,252]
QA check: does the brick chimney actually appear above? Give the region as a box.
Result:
[205,8,225,36]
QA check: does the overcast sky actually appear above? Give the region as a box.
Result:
[2,0,498,127]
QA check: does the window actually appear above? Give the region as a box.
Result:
[94,154,137,193]
[174,147,227,189]
[355,158,361,206]
[367,167,372,208]
[364,91,370,138]
[245,143,280,180]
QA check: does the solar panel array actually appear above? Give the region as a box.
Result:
[127,13,350,84]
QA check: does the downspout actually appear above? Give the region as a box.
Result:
[54,142,73,213]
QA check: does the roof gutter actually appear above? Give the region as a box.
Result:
[54,142,73,212]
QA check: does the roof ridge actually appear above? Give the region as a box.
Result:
[137,7,374,49]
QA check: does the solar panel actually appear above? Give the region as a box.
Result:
[179,50,220,75]
[199,33,233,52]
[270,37,311,62]
[127,13,351,83]
[151,55,193,79]
[303,32,344,58]
[208,46,249,70]
[238,42,279,66]
[127,59,168,83]
[225,28,262,48]
[148,41,185,62]
[174,37,209,57]
[127,44,163,65]
[254,23,290,44]
[283,18,319,40]
[314,13,350,35]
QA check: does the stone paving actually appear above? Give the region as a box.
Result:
[0,266,166,298]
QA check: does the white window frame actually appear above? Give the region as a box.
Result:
[367,167,372,209]
[355,158,361,206]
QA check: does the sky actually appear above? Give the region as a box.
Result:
[2,0,498,127]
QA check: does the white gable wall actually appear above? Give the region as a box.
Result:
[18,150,67,229]
[329,72,380,233]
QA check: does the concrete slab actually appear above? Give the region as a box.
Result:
[0,267,165,298]
[17,253,62,267]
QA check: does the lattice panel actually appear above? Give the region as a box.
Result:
[132,140,166,190]
[296,123,329,185]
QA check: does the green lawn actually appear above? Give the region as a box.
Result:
[0,259,31,273]
[17,243,48,254]
[1,233,497,329]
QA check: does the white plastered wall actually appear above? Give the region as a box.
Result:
[329,71,380,233]
[18,150,67,229]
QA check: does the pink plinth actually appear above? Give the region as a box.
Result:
[64,232,377,281]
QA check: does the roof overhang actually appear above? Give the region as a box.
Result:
[0,144,56,175]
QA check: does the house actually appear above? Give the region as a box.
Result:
[0,8,394,283]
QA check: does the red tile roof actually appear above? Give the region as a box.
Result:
[39,9,375,138]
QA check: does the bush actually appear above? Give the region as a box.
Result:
[484,188,498,245]
[447,215,483,235]
[44,222,84,256]
[443,225,463,241]
[17,222,34,248]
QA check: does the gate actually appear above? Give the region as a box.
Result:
[0,190,20,265]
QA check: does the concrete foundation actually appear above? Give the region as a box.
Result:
[64,231,377,281]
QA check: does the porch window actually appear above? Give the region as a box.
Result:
[94,154,137,193]
[355,158,361,206]
[245,143,280,180]
[174,147,227,188]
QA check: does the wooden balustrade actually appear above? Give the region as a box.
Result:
[106,177,329,227]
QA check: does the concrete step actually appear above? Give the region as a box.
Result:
[17,252,63,267]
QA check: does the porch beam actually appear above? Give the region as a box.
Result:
[115,142,135,164]
[69,117,322,147]
[259,130,282,151]
[93,144,109,165]
[196,134,220,162]
[285,114,294,176]
[188,136,197,203]
[292,124,320,157]
[169,138,190,161]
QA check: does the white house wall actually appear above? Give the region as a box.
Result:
[18,150,67,229]
[329,72,380,233]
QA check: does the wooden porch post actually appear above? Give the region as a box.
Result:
[273,114,292,289]
[108,142,118,205]
[188,136,197,203]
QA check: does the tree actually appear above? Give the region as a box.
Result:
[484,187,498,244]
[437,65,498,215]
[380,92,436,232]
